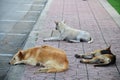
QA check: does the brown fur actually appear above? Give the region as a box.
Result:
[75,46,116,67]
[9,45,69,73]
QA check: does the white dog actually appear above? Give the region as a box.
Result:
[43,21,93,43]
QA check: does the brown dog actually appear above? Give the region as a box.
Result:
[75,46,116,67]
[9,45,69,73]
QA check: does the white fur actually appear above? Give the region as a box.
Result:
[44,21,93,43]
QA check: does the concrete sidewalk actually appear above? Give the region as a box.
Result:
[16,0,120,80]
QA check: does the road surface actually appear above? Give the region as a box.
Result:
[0,0,47,80]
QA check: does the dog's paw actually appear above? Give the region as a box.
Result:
[75,54,83,58]
[80,60,84,63]
[34,68,47,74]
[43,40,46,42]
[93,65,97,67]
[36,63,45,67]
[75,54,81,58]
[68,40,74,43]
[43,39,47,42]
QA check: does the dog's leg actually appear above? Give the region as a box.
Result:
[43,37,62,42]
[14,61,25,65]
[88,38,93,44]
[14,60,32,65]
[38,67,49,72]
[68,40,80,43]
[43,29,67,42]
[80,58,97,64]
[35,67,57,73]
[75,54,94,59]
[47,68,57,73]
[82,54,94,59]
[36,62,45,67]
[80,57,104,64]
[34,67,49,74]
[94,62,109,67]
[15,60,37,66]
[75,54,83,58]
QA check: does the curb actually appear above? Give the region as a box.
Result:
[23,0,53,49]
[99,0,120,28]
[4,0,52,80]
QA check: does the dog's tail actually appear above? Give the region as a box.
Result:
[88,37,93,44]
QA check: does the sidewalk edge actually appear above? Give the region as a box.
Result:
[99,0,120,28]
[4,0,52,80]
[23,0,53,49]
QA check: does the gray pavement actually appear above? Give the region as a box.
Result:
[0,0,48,80]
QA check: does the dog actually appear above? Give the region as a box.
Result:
[9,45,69,73]
[43,20,93,43]
[75,46,116,67]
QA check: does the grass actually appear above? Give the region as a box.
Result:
[108,0,120,14]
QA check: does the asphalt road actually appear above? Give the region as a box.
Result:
[0,0,47,80]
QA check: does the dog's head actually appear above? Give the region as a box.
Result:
[100,46,112,54]
[91,46,112,55]
[9,50,24,65]
[55,20,65,32]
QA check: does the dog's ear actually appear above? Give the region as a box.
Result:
[18,48,22,51]
[62,20,65,23]
[106,45,111,50]
[18,51,24,60]
[55,21,59,25]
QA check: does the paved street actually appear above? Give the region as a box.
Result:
[0,0,47,80]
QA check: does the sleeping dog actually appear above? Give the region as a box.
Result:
[75,46,116,67]
[9,45,69,73]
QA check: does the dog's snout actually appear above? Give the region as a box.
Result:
[9,62,17,65]
[55,27,57,30]
[8,62,13,65]
[8,62,10,64]
[8,61,14,65]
